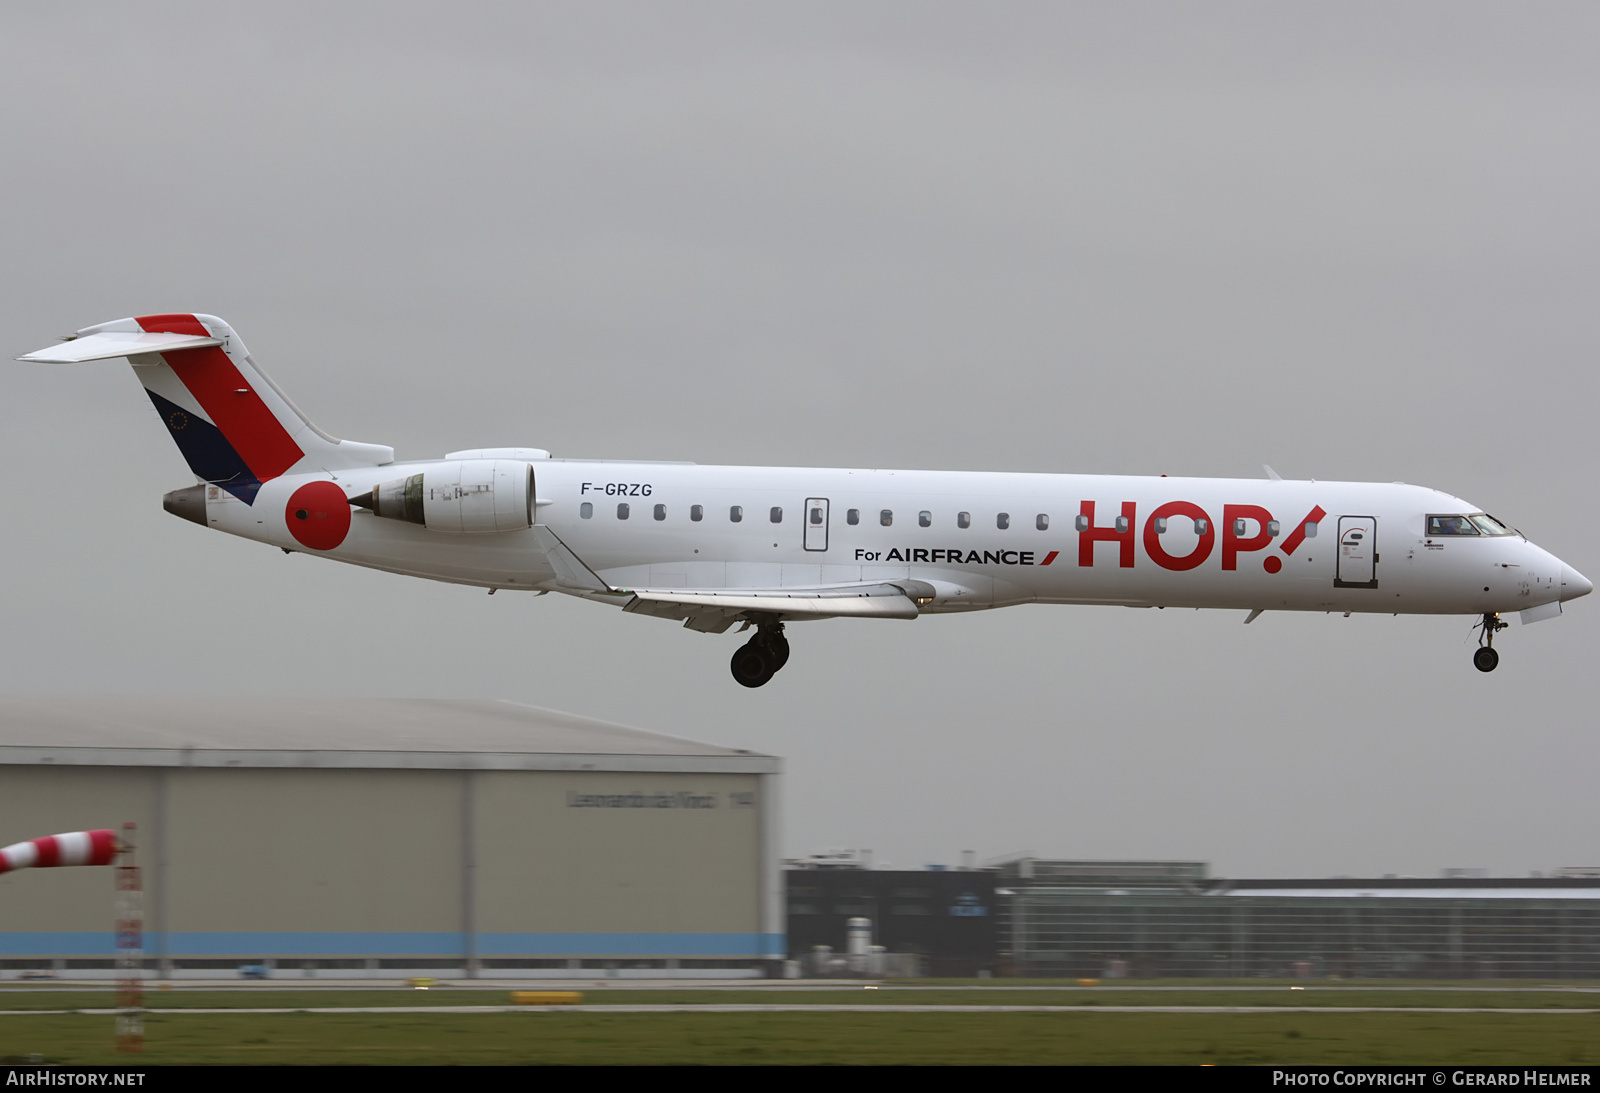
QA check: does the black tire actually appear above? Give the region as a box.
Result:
[730,644,774,688]
[1473,647,1500,673]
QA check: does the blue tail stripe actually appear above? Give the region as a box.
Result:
[145,389,262,504]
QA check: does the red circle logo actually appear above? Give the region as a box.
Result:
[285,481,352,551]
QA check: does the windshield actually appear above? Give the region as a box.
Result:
[1468,513,1514,536]
[1427,515,1478,536]
[1427,513,1516,537]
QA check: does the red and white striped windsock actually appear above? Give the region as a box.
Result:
[0,830,118,875]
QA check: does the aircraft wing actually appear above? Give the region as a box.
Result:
[529,524,934,632]
[622,580,936,632]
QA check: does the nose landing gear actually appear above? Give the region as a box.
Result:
[730,620,789,688]
[1473,612,1506,672]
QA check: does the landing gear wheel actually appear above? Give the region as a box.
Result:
[730,620,789,688]
[1473,612,1506,673]
[730,644,775,688]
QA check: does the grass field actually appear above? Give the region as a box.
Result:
[3,986,1600,1010]
[2,1010,1599,1065]
[1,982,1598,1064]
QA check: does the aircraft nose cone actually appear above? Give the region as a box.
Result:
[1561,563,1593,601]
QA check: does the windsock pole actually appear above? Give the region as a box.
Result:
[115,823,143,1054]
[0,825,133,1049]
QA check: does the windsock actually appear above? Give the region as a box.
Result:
[0,830,118,875]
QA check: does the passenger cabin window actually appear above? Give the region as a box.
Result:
[880,509,893,527]
[580,502,593,519]
[1195,518,1208,534]
[996,512,1010,530]
[730,506,743,523]
[654,504,666,521]
[690,504,703,522]
[957,511,971,529]
[847,508,860,525]
[770,507,783,523]
[918,511,931,528]
[1035,514,1049,531]
[810,506,824,526]
[1302,521,1315,538]
[617,503,629,520]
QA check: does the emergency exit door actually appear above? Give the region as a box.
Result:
[1335,516,1378,589]
[804,497,830,552]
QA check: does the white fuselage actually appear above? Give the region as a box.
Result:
[207,459,1584,619]
[26,312,1588,685]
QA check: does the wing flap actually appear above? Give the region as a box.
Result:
[624,579,934,624]
[527,524,934,625]
[18,331,223,363]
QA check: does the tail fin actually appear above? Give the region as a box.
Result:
[20,314,393,503]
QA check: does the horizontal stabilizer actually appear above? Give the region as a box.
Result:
[18,330,222,363]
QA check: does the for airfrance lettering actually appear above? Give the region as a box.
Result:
[856,549,1036,565]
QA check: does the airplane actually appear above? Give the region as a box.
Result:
[20,312,1592,687]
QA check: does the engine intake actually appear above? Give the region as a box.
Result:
[349,459,533,534]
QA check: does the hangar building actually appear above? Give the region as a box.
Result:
[0,697,781,979]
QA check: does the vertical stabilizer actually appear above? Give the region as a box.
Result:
[28,314,393,503]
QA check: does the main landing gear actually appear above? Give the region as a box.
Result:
[730,621,789,688]
[1474,612,1507,673]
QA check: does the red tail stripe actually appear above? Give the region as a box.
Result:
[32,836,60,868]
[136,314,304,482]
[133,313,209,338]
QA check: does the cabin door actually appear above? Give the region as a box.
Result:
[1335,516,1378,589]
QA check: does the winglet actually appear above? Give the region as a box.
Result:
[1244,609,1264,624]
[1263,465,1283,481]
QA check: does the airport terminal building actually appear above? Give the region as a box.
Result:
[992,859,1600,979]
[783,858,1600,980]
[0,697,781,979]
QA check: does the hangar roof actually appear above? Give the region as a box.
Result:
[0,697,779,774]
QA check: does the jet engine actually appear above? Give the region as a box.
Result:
[349,459,533,534]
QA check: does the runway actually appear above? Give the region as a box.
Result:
[5,1004,1598,1016]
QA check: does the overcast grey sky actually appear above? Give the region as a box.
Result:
[2,3,1596,877]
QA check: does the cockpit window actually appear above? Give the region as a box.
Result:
[1468,514,1514,536]
[1427,515,1479,536]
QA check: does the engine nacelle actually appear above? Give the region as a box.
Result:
[350,459,533,534]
